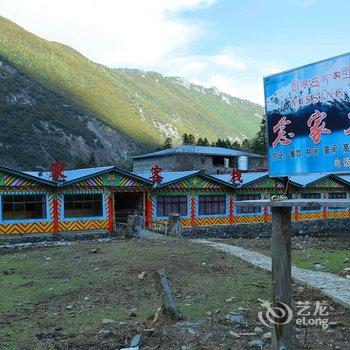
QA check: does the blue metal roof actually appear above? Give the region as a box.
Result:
[135,171,199,185]
[131,146,266,159]
[288,173,332,187]
[24,166,115,183]
[214,172,268,187]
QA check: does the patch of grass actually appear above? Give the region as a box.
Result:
[291,248,350,275]
[0,239,349,349]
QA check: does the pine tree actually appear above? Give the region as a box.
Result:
[182,133,189,145]
[161,137,173,149]
[187,134,195,145]
[250,119,267,155]
[202,137,210,146]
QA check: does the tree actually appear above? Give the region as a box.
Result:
[187,134,196,145]
[241,138,252,152]
[230,141,241,150]
[182,133,189,145]
[250,119,267,155]
[202,137,210,146]
[161,137,173,149]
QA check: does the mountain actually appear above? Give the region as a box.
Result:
[0,16,263,169]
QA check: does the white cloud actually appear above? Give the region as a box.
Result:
[0,0,283,104]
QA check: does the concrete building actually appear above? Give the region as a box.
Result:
[131,146,267,174]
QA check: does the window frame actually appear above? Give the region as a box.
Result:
[198,194,227,216]
[235,193,262,214]
[328,192,347,210]
[1,194,47,222]
[63,193,104,219]
[156,195,188,218]
[300,192,321,212]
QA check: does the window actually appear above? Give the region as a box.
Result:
[300,193,321,211]
[64,194,103,218]
[236,194,261,214]
[328,192,347,209]
[199,195,226,215]
[2,195,46,220]
[156,196,187,217]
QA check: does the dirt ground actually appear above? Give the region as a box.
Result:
[0,237,349,349]
[215,236,350,277]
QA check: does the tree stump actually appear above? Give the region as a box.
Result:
[167,214,182,237]
[153,268,183,322]
[126,214,143,239]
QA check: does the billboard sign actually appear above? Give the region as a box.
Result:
[264,52,350,176]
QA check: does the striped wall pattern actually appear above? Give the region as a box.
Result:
[1,173,39,187]
[0,222,53,235]
[74,173,145,188]
[58,220,108,231]
[170,176,221,190]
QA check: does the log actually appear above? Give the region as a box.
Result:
[153,268,183,322]
[271,206,292,350]
[167,214,182,237]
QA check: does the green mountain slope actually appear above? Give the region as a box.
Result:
[0,16,263,168]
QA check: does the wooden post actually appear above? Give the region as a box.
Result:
[153,268,183,322]
[107,193,114,234]
[271,206,292,350]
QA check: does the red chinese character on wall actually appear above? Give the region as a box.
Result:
[50,160,67,181]
[272,116,295,148]
[344,113,350,135]
[230,168,243,184]
[150,165,163,183]
[307,110,331,144]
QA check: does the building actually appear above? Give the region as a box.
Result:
[0,164,349,236]
[131,146,267,174]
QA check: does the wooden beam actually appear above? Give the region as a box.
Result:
[235,198,350,208]
[271,206,292,349]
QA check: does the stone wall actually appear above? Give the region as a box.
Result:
[182,218,350,238]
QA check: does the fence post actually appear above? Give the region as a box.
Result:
[271,206,292,350]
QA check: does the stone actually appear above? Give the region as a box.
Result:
[225,312,246,325]
[129,310,137,317]
[120,348,139,350]
[225,297,234,303]
[130,334,144,348]
[101,318,116,324]
[262,331,272,340]
[229,331,240,338]
[99,329,111,336]
[248,339,264,349]
[254,326,263,334]
[66,305,73,310]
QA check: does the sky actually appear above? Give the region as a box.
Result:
[0,0,349,104]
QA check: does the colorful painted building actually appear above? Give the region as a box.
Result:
[0,165,350,236]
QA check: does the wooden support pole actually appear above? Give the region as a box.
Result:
[271,206,292,350]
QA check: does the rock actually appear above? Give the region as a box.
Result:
[130,334,144,348]
[129,310,137,317]
[262,331,272,340]
[248,339,264,349]
[254,327,263,334]
[143,328,155,335]
[120,348,139,350]
[343,267,350,272]
[138,271,147,280]
[229,331,240,338]
[101,318,116,324]
[225,312,246,325]
[99,329,111,336]
[181,346,190,350]
[214,309,220,314]
[66,305,73,310]
[225,297,234,303]
[314,264,325,270]
[89,248,99,254]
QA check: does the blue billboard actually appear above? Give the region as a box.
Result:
[264,52,350,176]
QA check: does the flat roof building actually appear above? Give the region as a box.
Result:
[131,145,267,174]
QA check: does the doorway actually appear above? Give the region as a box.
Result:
[114,192,143,223]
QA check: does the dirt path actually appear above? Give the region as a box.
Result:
[193,239,350,309]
